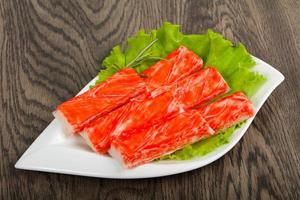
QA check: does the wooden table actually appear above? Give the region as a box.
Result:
[1,0,299,199]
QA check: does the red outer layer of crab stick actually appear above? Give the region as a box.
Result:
[142,45,203,92]
[80,102,132,153]
[109,110,215,168]
[198,91,255,132]
[81,67,229,153]
[173,67,230,108]
[53,68,146,134]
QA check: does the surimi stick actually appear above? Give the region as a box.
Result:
[142,45,203,92]
[109,110,214,168]
[53,68,146,134]
[198,91,255,131]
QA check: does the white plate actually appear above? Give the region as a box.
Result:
[15,57,284,179]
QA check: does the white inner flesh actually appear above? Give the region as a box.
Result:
[53,110,74,136]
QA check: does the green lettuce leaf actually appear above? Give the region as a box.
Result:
[227,67,266,97]
[96,46,125,84]
[124,30,164,72]
[182,34,210,61]
[156,22,183,54]
[94,22,266,160]
[124,30,156,64]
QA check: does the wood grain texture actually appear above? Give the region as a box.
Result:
[1,0,299,199]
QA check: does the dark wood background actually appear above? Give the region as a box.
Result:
[1,0,299,199]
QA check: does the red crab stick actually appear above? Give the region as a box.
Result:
[174,67,230,108]
[109,110,215,168]
[53,68,146,134]
[80,102,131,153]
[81,67,229,153]
[198,92,255,131]
[142,45,203,92]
